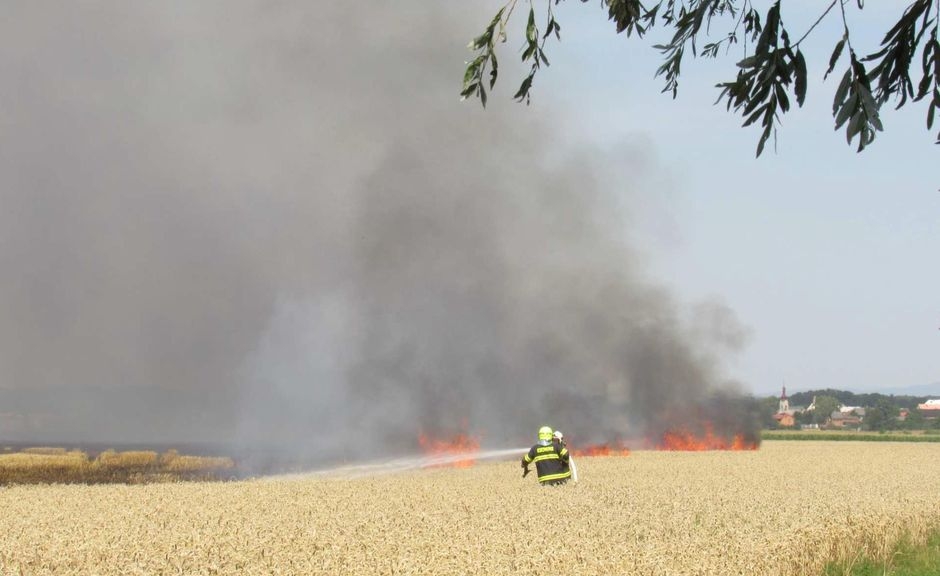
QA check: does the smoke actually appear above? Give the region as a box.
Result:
[0,2,757,462]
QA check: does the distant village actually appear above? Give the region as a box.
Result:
[765,386,940,431]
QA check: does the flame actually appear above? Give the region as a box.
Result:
[656,425,758,451]
[572,444,631,457]
[417,433,480,468]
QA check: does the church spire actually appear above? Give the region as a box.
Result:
[778,385,790,414]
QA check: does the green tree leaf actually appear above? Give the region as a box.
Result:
[794,50,807,106]
[825,37,846,80]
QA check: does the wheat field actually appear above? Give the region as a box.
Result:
[0,449,234,485]
[1,442,938,575]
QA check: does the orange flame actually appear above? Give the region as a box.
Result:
[572,444,631,457]
[417,433,480,468]
[656,424,758,451]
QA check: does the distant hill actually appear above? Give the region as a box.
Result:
[760,383,940,401]
[774,386,940,412]
[876,382,940,397]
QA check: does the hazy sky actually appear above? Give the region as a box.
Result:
[534,1,940,395]
[0,1,937,446]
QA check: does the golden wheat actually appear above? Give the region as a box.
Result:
[96,450,159,468]
[0,442,938,575]
[0,449,234,484]
[162,454,234,474]
[19,447,69,455]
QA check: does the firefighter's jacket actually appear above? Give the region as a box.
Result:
[522,442,571,484]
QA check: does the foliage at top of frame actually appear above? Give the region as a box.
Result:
[461,0,940,156]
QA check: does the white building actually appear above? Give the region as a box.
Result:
[917,399,940,418]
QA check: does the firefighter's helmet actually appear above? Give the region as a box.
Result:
[538,426,553,444]
[553,430,564,442]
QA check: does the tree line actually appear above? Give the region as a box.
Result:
[758,388,938,431]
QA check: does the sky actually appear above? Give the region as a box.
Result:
[533,0,940,396]
[0,1,936,448]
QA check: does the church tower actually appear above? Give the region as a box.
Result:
[778,385,790,414]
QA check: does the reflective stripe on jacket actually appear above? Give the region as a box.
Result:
[522,443,570,483]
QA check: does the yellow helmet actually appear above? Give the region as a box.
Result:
[538,426,553,442]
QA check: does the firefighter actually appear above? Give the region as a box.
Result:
[521,426,571,486]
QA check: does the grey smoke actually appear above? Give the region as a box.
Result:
[0,2,756,461]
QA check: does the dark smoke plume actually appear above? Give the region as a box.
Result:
[0,2,757,465]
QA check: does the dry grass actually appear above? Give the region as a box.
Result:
[0,442,938,575]
[19,447,69,455]
[0,448,234,485]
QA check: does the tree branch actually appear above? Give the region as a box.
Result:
[795,0,839,48]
